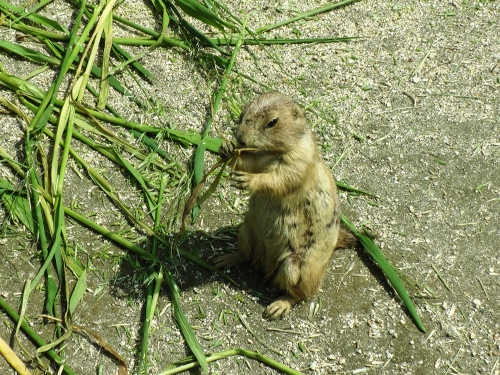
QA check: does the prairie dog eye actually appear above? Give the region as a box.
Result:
[266,118,279,129]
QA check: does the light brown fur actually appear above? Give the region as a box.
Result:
[213,92,357,319]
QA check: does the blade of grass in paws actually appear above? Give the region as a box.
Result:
[340,215,426,333]
[165,269,208,374]
[192,21,245,219]
[180,159,228,235]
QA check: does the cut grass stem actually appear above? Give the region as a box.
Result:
[158,348,304,375]
[0,296,77,375]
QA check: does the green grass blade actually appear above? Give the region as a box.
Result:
[111,150,156,216]
[98,3,113,109]
[30,203,63,286]
[0,21,68,41]
[1,192,35,233]
[257,0,361,34]
[0,40,61,65]
[0,0,69,33]
[193,20,245,185]
[15,280,31,340]
[24,142,55,314]
[165,269,208,374]
[45,276,58,316]
[196,159,230,206]
[138,268,163,374]
[191,20,245,221]
[336,181,379,198]
[69,269,87,316]
[158,348,304,375]
[164,0,227,54]
[209,36,361,45]
[13,84,222,151]
[172,0,231,31]
[138,177,166,374]
[111,43,153,79]
[109,0,168,78]
[340,215,426,333]
[0,72,45,100]
[24,0,87,136]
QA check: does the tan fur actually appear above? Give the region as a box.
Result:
[213,92,358,319]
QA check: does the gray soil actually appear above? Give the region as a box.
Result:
[0,0,499,374]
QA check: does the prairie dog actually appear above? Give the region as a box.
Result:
[214,91,356,319]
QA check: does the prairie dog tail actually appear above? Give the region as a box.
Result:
[335,224,360,249]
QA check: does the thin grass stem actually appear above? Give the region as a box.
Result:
[158,348,304,375]
[257,0,361,34]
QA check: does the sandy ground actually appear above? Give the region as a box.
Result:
[0,0,499,374]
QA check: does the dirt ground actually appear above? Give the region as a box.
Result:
[1,0,499,374]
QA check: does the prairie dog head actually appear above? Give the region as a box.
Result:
[235,92,311,152]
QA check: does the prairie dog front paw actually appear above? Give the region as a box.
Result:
[219,141,236,160]
[230,171,252,190]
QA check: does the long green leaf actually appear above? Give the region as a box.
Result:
[0,40,60,65]
[164,0,227,53]
[0,0,69,33]
[158,348,304,375]
[112,150,156,216]
[257,0,361,33]
[1,192,35,233]
[172,0,231,31]
[194,20,245,187]
[69,269,87,316]
[340,215,426,333]
[165,269,208,374]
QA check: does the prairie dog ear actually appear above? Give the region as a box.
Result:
[292,102,304,119]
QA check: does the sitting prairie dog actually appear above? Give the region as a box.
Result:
[214,91,357,319]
